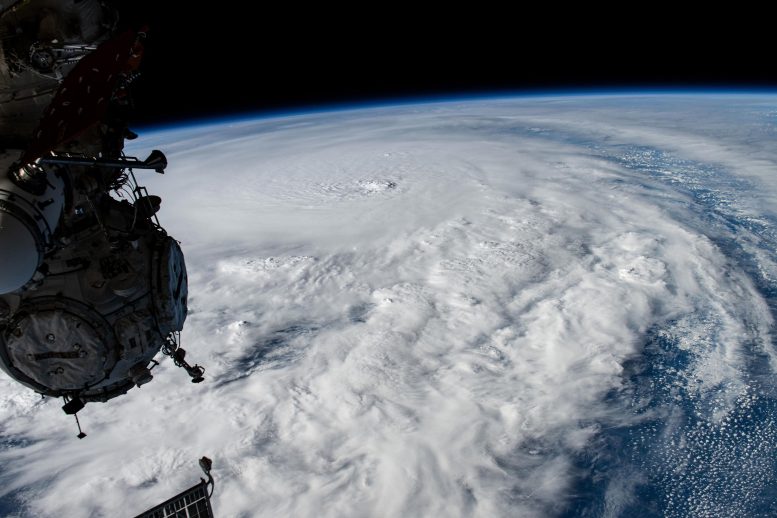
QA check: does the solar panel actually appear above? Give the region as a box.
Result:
[133,479,214,518]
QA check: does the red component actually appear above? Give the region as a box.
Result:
[22,29,145,164]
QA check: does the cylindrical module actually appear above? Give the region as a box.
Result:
[0,210,40,293]
[0,159,65,294]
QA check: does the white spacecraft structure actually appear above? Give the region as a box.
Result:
[0,0,204,437]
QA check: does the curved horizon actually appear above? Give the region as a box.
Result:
[134,87,777,134]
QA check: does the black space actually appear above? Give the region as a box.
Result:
[115,4,777,127]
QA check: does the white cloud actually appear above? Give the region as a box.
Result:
[2,95,775,517]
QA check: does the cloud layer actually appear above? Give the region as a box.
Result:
[2,95,776,517]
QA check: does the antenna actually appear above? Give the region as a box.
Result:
[62,396,87,439]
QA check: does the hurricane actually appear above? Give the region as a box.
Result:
[2,94,777,517]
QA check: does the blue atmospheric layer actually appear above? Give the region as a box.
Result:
[135,87,777,134]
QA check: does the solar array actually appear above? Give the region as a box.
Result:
[134,480,214,518]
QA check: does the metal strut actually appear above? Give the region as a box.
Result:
[199,456,215,497]
[162,334,205,383]
[73,413,87,440]
[62,395,87,439]
[38,150,168,173]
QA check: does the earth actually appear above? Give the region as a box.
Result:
[1,94,777,517]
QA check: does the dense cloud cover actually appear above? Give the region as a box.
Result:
[2,95,777,517]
